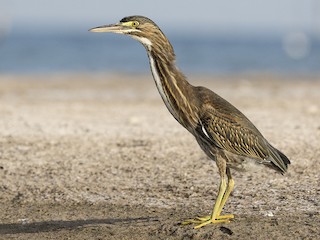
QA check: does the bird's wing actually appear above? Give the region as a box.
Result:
[197,108,269,161]
[193,87,289,173]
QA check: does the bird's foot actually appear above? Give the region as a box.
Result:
[181,214,234,229]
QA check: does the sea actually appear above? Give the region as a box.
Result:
[0,30,319,75]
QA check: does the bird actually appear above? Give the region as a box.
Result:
[89,15,290,229]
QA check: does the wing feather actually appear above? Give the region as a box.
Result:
[194,86,290,173]
[197,109,269,161]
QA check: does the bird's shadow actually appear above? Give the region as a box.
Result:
[0,217,159,235]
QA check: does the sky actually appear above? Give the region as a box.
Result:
[1,0,320,36]
[0,0,319,74]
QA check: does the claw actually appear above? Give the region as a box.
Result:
[181,214,234,229]
[181,215,210,225]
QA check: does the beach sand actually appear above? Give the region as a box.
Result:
[0,73,319,239]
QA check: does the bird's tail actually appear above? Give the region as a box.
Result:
[266,144,291,174]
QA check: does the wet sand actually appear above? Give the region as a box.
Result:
[0,73,319,239]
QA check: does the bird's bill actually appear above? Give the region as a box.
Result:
[89,23,124,33]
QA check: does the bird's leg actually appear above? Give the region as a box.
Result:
[181,159,234,229]
[216,167,234,218]
[181,176,230,228]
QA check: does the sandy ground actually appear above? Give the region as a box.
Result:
[0,73,319,239]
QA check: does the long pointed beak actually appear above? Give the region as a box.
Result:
[89,23,125,33]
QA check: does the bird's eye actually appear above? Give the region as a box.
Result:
[132,21,139,28]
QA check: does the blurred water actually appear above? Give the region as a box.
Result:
[0,30,319,75]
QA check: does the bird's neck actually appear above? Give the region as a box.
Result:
[146,46,198,130]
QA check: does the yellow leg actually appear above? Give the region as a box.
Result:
[217,168,234,217]
[182,167,234,229]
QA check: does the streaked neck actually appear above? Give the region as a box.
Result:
[145,42,197,130]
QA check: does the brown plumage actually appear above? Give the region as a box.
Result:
[90,15,290,228]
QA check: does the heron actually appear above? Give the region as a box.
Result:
[89,15,290,229]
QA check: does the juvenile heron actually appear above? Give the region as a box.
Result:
[90,16,290,229]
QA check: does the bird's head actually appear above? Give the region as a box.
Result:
[89,15,172,52]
